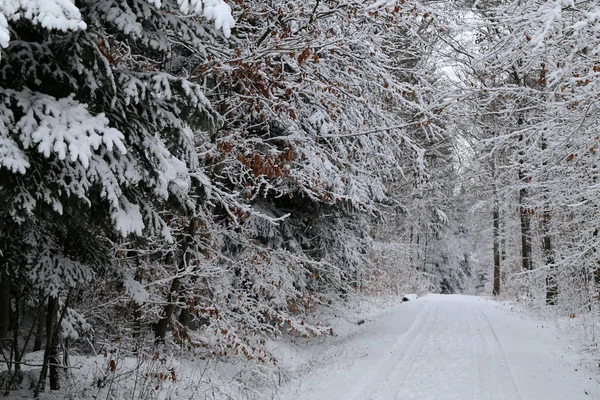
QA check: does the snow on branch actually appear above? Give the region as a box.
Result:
[0,0,235,53]
[4,88,127,168]
[0,0,86,47]
[175,0,235,37]
[112,197,145,236]
[0,136,29,174]
[199,0,235,38]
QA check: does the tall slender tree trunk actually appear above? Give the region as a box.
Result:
[0,273,10,346]
[47,295,60,391]
[409,227,414,265]
[33,300,47,352]
[519,184,533,271]
[594,262,600,302]
[493,207,501,295]
[492,155,501,296]
[132,256,143,347]
[518,136,533,272]
[500,215,506,263]
[594,230,600,303]
[540,136,557,304]
[422,232,428,273]
[36,295,60,396]
[11,290,21,378]
[543,230,557,304]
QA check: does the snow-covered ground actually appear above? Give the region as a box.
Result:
[5,295,600,399]
[277,294,600,400]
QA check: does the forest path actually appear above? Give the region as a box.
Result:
[277,295,600,400]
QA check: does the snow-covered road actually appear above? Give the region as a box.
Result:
[278,295,600,400]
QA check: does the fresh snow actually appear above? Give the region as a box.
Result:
[0,0,234,50]
[3,295,600,399]
[277,295,600,400]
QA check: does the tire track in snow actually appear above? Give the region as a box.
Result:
[345,301,436,400]
[474,304,523,400]
[386,304,439,400]
[278,295,600,400]
[386,303,439,400]
[469,304,492,400]
[362,302,438,400]
[467,305,480,400]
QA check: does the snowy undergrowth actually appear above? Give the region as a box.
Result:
[1,294,417,400]
[2,350,279,400]
[486,290,600,377]
[549,307,600,372]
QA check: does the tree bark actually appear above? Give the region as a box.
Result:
[544,234,557,304]
[36,295,60,396]
[594,263,600,302]
[154,219,199,343]
[493,207,501,296]
[132,260,143,343]
[47,295,60,391]
[408,227,414,265]
[0,273,10,347]
[489,152,502,295]
[48,331,60,387]
[540,136,557,304]
[10,290,20,377]
[423,232,428,273]
[154,277,181,343]
[178,305,192,328]
[518,170,533,271]
[542,204,557,304]
[33,300,47,352]
[500,216,506,263]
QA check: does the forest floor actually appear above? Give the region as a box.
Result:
[276,294,600,400]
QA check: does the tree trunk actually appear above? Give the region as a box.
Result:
[518,171,533,271]
[36,295,60,396]
[594,264,600,302]
[154,277,181,343]
[500,216,506,263]
[154,218,199,343]
[48,312,60,390]
[10,290,20,377]
[33,300,47,352]
[423,232,428,273]
[132,260,143,343]
[540,136,557,304]
[491,154,502,295]
[178,306,191,328]
[493,207,501,296]
[0,274,10,346]
[409,227,414,265]
[47,295,61,391]
[544,242,557,304]
[542,204,556,304]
